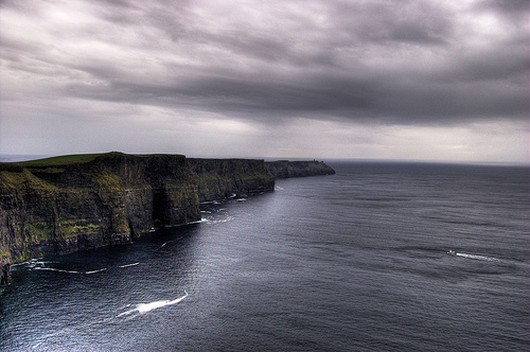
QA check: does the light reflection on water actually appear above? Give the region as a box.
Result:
[1,162,529,352]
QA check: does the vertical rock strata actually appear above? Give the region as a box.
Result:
[0,256,10,285]
[0,153,276,271]
[265,160,336,179]
[188,158,275,202]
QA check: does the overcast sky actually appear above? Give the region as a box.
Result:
[1,0,528,163]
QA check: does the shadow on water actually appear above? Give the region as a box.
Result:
[0,221,207,352]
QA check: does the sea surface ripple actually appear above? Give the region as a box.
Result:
[1,162,528,351]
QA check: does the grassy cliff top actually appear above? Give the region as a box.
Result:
[1,152,186,168]
[0,152,188,191]
[17,153,103,166]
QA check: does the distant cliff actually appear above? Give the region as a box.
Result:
[0,153,334,284]
[189,158,274,202]
[265,160,335,178]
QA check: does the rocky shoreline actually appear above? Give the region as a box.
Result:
[0,152,334,284]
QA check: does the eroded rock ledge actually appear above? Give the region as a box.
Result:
[0,152,334,283]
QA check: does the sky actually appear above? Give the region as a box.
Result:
[0,0,529,163]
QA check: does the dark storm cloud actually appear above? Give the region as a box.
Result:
[1,0,529,126]
[329,0,454,45]
[475,0,530,19]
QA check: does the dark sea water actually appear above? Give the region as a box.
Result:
[1,162,529,352]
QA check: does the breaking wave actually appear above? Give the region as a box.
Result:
[31,266,108,275]
[188,218,208,225]
[203,216,235,225]
[32,267,83,274]
[116,291,189,318]
[11,259,40,268]
[455,252,500,262]
[118,262,140,268]
[85,268,108,275]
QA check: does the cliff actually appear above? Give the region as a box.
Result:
[265,160,335,178]
[0,153,334,284]
[189,158,275,202]
[0,153,196,270]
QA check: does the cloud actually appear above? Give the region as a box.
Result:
[0,0,528,161]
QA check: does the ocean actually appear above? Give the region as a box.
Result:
[1,161,529,351]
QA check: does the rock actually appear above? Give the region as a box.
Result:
[265,160,335,178]
[0,256,11,285]
[188,158,275,202]
[0,152,334,284]
[0,153,274,271]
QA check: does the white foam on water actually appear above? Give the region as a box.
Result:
[116,309,135,318]
[85,268,107,275]
[32,266,108,274]
[275,186,284,191]
[236,198,247,202]
[118,262,140,268]
[12,258,43,267]
[136,294,187,313]
[154,240,175,251]
[34,261,59,265]
[205,216,235,225]
[14,260,59,270]
[32,267,83,274]
[117,291,188,318]
[455,252,500,262]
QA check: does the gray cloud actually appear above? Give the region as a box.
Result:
[475,0,530,20]
[0,0,528,161]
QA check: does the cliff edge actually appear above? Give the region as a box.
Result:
[0,152,334,283]
[265,160,336,178]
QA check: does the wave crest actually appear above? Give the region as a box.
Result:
[116,291,189,318]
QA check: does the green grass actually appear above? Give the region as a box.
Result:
[94,171,123,192]
[17,249,40,262]
[0,247,10,259]
[4,152,186,168]
[0,169,60,191]
[16,153,104,167]
[24,222,54,242]
[58,219,100,239]
[0,171,24,188]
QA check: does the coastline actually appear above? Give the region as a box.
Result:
[0,152,335,284]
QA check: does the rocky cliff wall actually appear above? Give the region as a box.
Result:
[265,160,336,178]
[188,158,275,202]
[0,153,333,284]
[0,153,200,271]
[0,153,276,278]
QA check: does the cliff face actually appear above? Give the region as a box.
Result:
[0,153,275,270]
[265,160,335,179]
[0,153,333,284]
[0,256,10,285]
[0,153,199,266]
[189,158,275,202]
